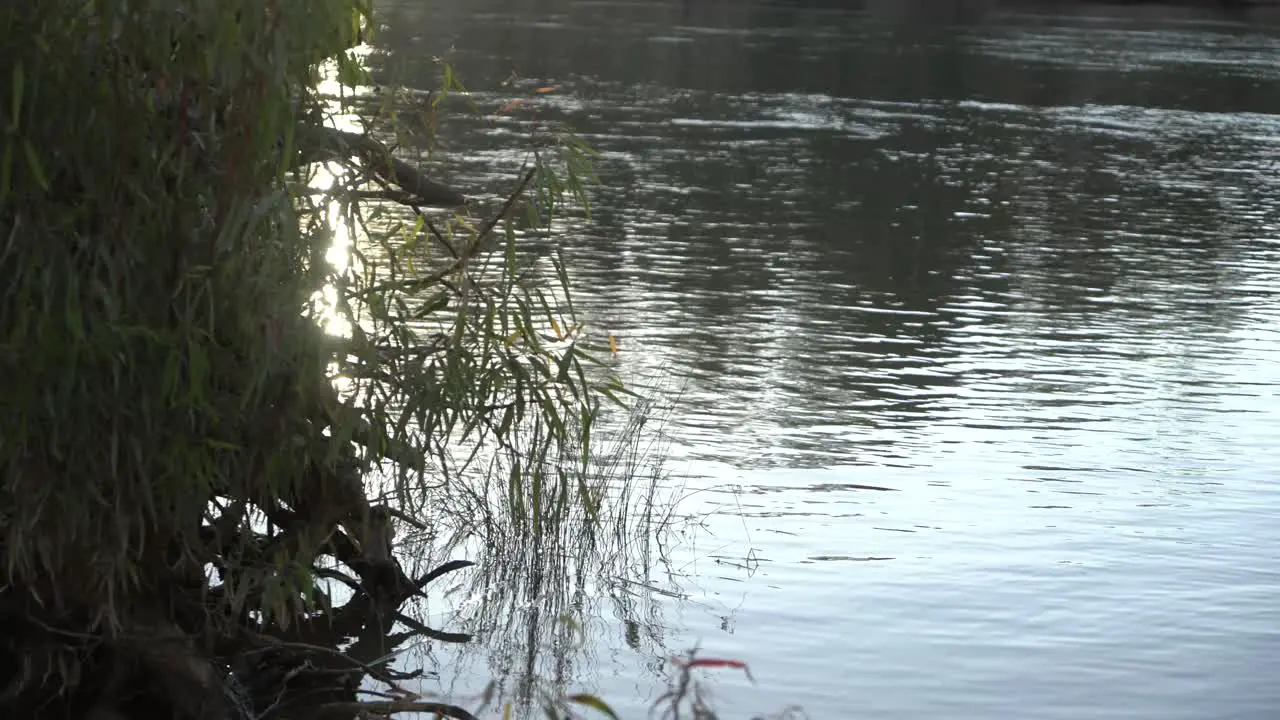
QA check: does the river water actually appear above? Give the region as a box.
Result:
[367,2,1280,718]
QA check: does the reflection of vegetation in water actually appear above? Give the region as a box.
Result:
[296,19,727,717]
[297,28,700,718]
[387,391,687,716]
[301,57,697,720]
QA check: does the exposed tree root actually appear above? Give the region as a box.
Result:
[0,552,474,720]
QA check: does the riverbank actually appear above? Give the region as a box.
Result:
[1015,0,1280,17]
[862,0,1280,24]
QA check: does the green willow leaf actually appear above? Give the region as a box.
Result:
[10,63,23,129]
[21,139,46,190]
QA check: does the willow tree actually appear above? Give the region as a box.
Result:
[0,1,613,718]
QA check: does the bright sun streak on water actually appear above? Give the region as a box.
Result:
[306,46,375,342]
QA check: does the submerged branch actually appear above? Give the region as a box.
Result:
[299,124,468,208]
[316,700,479,720]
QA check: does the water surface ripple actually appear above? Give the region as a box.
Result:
[376,3,1280,718]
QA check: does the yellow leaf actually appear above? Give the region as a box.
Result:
[566,694,621,720]
[608,334,619,355]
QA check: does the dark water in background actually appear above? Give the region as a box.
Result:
[366,1,1280,717]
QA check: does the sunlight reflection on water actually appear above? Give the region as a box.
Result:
[363,2,1280,718]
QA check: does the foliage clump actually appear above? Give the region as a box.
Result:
[0,1,613,718]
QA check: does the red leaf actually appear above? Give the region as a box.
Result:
[498,99,525,114]
[671,655,756,683]
[686,658,745,670]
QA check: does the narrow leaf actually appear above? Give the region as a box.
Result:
[566,694,621,720]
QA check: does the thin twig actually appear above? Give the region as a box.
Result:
[413,164,537,288]
[414,203,460,259]
[362,165,538,297]
[316,699,479,720]
[236,636,412,696]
